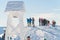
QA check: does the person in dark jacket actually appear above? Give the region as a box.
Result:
[29,18,32,26]
[42,19,47,26]
[32,17,35,27]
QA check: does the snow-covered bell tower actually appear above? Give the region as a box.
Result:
[5,1,25,40]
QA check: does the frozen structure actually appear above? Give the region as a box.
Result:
[5,1,26,40]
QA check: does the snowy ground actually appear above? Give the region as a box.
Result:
[25,25,60,40]
[0,25,60,40]
[37,25,60,40]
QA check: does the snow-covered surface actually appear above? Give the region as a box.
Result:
[25,25,60,40]
[25,27,44,40]
[0,25,60,40]
[36,25,60,40]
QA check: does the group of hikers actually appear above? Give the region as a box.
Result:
[27,17,35,27]
[27,17,56,27]
[39,18,50,26]
[26,18,56,40]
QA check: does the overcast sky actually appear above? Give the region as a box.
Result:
[0,0,60,27]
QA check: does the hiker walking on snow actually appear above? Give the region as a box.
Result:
[27,18,32,26]
[39,18,43,26]
[32,17,35,27]
[52,20,56,27]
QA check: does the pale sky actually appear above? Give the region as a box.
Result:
[0,0,60,27]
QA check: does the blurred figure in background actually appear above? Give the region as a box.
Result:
[47,20,50,26]
[27,18,32,27]
[39,18,43,26]
[27,18,29,26]
[52,20,56,27]
[39,18,41,26]
[27,36,30,40]
[42,19,47,26]
[32,17,35,27]
[29,18,32,26]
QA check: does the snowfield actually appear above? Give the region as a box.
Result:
[0,25,60,40]
[24,25,60,40]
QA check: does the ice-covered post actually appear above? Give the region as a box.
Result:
[5,1,25,40]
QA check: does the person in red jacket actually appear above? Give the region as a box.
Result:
[52,20,56,27]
